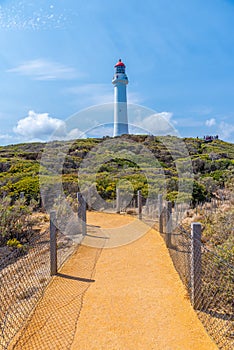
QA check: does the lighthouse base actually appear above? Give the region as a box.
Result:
[113,123,129,137]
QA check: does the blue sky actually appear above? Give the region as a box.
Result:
[0,0,234,145]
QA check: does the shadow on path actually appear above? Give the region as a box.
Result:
[56,272,95,283]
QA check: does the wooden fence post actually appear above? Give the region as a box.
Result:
[137,190,142,220]
[82,196,87,235]
[166,201,172,248]
[77,192,87,235]
[158,194,163,233]
[87,188,92,211]
[116,188,120,213]
[145,199,149,217]
[190,222,202,309]
[175,203,179,225]
[50,210,57,276]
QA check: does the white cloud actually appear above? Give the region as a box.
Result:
[218,121,234,141]
[205,118,216,127]
[13,110,83,141]
[7,59,77,80]
[14,111,65,138]
[134,112,178,135]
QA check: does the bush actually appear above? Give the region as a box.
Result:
[0,196,37,246]
[192,181,207,204]
[7,177,39,201]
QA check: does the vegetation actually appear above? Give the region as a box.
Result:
[0,196,37,248]
[0,135,233,250]
[0,136,232,350]
[201,205,234,266]
[0,136,233,203]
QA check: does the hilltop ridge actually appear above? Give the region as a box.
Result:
[0,135,233,204]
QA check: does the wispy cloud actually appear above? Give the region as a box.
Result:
[188,106,213,115]
[7,59,78,81]
[176,118,204,127]
[128,92,143,104]
[66,83,143,108]
[0,133,15,142]
[67,84,113,105]
[218,121,234,141]
[205,118,216,127]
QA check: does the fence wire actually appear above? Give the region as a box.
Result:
[159,219,233,350]
[9,243,103,350]
[197,247,234,350]
[0,223,76,350]
[119,197,233,349]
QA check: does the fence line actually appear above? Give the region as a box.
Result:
[0,193,86,350]
[141,196,233,350]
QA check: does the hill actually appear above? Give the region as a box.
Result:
[0,135,233,204]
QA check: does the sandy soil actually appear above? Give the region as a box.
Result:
[10,212,217,350]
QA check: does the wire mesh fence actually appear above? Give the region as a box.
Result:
[151,201,233,350]
[9,243,103,350]
[0,220,77,350]
[168,226,233,350]
[197,248,234,349]
[122,193,233,349]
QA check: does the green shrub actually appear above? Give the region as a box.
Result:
[6,177,39,201]
[0,196,37,246]
[192,181,207,204]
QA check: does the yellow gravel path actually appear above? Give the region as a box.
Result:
[10,212,217,350]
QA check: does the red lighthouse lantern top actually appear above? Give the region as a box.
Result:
[115,59,125,68]
[112,58,128,85]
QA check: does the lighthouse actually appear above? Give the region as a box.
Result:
[112,59,129,136]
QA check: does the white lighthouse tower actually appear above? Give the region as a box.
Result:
[112,59,129,136]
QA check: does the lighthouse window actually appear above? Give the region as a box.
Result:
[116,66,125,74]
